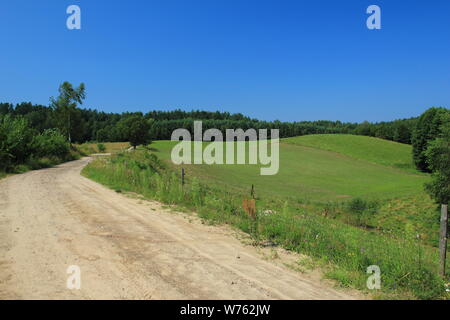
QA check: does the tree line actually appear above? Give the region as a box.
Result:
[1,102,419,145]
[0,82,448,177]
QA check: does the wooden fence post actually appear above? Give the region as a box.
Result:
[439,204,448,278]
[181,167,185,186]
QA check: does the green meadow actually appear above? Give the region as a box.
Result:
[149,135,440,245]
[149,135,428,202]
[284,134,418,172]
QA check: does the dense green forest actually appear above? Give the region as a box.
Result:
[0,101,419,144]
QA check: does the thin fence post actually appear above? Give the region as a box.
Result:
[181,167,185,186]
[250,184,258,241]
[439,204,448,278]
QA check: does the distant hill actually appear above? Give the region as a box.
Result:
[283,134,418,173]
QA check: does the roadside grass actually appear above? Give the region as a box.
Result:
[364,195,442,247]
[83,149,448,299]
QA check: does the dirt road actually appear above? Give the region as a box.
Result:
[0,158,361,299]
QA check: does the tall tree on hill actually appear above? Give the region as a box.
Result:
[50,82,86,144]
[412,107,449,172]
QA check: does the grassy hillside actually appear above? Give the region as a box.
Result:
[147,137,442,246]
[283,134,418,173]
[149,138,428,202]
[79,137,438,246]
[83,143,448,299]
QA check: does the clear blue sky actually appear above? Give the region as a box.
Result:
[1,0,449,122]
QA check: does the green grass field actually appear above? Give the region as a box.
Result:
[82,135,448,299]
[149,135,428,201]
[147,135,440,246]
[283,134,419,173]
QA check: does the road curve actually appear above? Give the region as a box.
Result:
[0,158,361,299]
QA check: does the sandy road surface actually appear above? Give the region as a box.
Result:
[0,157,362,299]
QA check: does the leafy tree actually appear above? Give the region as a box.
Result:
[412,107,449,172]
[0,103,13,115]
[393,122,411,144]
[355,121,373,136]
[128,117,152,149]
[424,113,450,205]
[96,127,110,142]
[50,82,86,144]
[115,116,152,149]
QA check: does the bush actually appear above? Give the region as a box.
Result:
[347,198,379,215]
[0,116,11,170]
[32,129,70,160]
[0,115,34,171]
[0,115,81,174]
[97,143,106,152]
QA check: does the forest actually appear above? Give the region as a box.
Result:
[0,101,419,144]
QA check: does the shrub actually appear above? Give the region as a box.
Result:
[347,198,379,215]
[0,118,11,170]
[0,115,34,170]
[97,143,106,152]
[32,129,70,160]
